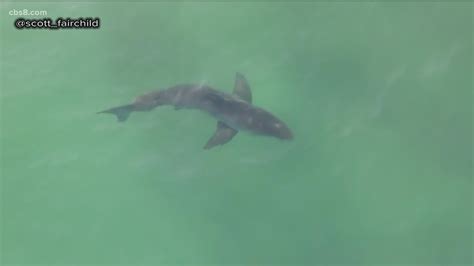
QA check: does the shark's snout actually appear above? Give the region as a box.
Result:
[275,123,294,140]
[260,120,293,140]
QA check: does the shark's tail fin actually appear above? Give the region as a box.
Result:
[97,104,134,122]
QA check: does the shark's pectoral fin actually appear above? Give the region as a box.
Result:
[204,121,238,150]
[233,72,252,103]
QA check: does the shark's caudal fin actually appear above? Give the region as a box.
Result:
[97,104,134,122]
[204,73,253,150]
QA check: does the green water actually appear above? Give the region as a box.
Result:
[1,2,472,265]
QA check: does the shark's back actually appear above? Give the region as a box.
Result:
[196,90,292,139]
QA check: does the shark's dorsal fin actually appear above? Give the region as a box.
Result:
[204,121,238,150]
[203,73,251,150]
[233,72,252,103]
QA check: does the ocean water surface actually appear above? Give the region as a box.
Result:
[1,2,472,265]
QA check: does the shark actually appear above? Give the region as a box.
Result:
[98,73,293,149]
